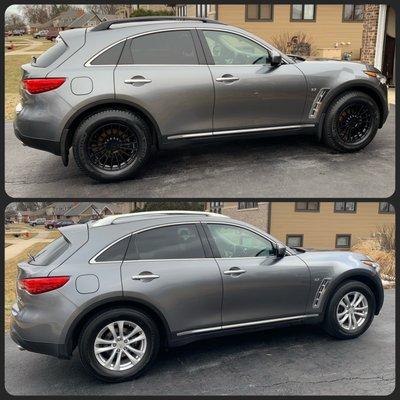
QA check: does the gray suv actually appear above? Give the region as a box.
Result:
[10,211,384,382]
[14,17,388,182]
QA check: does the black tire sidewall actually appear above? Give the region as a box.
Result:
[73,110,151,182]
[78,308,160,383]
[324,281,375,339]
[324,92,380,152]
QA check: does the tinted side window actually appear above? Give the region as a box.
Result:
[95,236,130,262]
[203,30,270,65]
[33,40,68,68]
[207,224,276,258]
[91,41,125,65]
[119,31,198,65]
[125,224,205,260]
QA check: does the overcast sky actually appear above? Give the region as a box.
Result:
[5,5,21,15]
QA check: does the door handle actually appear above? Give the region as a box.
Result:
[131,273,159,281]
[124,77,152,84]
[223,268,246,276]
[216,75,239,83]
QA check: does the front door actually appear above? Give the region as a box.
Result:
[204,223,311,325]
[114,29,214,139]
[199,29,308,131]
[120,223,222,335]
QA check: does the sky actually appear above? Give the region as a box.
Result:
[5,4,21,16]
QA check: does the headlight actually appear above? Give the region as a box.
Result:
[363,70,387,85]
[362,260,380,273]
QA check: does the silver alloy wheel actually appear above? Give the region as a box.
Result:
[336,291,369,331]
[94,320,147,371]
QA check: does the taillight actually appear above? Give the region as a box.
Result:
[22,78,66,94]
[18,276,70,295]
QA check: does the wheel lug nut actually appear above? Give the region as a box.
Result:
[124,340,128,343]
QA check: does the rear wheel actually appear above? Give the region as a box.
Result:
[323,280,375,339]
[322,91,380,152]
[73,109,152,182]
[78,308,160,382]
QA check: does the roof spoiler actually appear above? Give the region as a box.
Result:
[91,16,225,31]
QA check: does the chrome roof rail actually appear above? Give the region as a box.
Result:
[92,211,228,227]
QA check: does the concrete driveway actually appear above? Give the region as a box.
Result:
[5,290,395,396]
[4,105,395,198]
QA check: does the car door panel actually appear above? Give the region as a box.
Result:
[121,259,222,333]
[210,64,308,130]
[216,256,311,325]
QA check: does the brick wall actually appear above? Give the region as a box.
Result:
[360,4,380,64]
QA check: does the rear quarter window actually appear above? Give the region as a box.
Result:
[90,41,125,65]
[33,40,68,68]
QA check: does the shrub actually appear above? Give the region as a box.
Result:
[130,8,174,17]
[271,32,316,57]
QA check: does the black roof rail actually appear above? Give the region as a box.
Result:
[91,16,225,32]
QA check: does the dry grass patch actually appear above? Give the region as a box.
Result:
[46,230,62,240]
[4,241,49,331]
[352,239,395,279]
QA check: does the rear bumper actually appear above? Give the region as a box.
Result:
[14,125,61,156]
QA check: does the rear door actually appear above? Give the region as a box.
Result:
[114,29,214,140]
[120,223,222,335]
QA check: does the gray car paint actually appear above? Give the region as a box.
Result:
[13,20,388,159]
[10,212,383,360]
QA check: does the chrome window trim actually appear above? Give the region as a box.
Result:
[177,314,320,336]
[85,26,289,67]
[167,124,316,140]
[89,221,207,264]
[85,27,200,67]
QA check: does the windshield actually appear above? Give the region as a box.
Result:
[29,236,70,266]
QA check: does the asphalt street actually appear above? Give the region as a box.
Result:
[5,290,395,395]
[4,105,395,198]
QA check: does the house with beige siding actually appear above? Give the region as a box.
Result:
[207,201,395,250]
[176,3,395,83]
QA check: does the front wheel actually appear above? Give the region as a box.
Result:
[322,91,380,152]
[323,280,375,339]
[73,109,152,182]
[78,308,160,382]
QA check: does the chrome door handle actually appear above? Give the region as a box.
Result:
[131,273,159,281]
[223,268,246,276]
[124,78,152,84]
[216,76,239,83]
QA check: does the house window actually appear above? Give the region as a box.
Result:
[334,202,357,213]
[177,5,187,17]
[286,234,304,247]
[246,4,273,21]
[295,202,320,212]
[238,202,258,210]
[343,4,364,21]
[291,4,316,21]
[336,234,351,249]
[379,202,395,214]
[196,4,208,18]
[210,201,223,214]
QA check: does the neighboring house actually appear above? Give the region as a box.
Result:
[63,203,114,223]
[41,9,85,30]
[176,4,218,19]
[206,201,395,250]
[68,12,119,29]
[45,202,76,219]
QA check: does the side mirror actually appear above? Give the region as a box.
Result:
[271,51,282,67]
[276,243,286,258]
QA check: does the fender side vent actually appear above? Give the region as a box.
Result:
[313,278,331,308]
[309,88,330,118]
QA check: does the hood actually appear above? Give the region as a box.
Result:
[296,250,369,268]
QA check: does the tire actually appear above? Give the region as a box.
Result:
[322,91,380,152]
[78,308,160,383]
[73,109,152,182]
[323,280,375,340]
